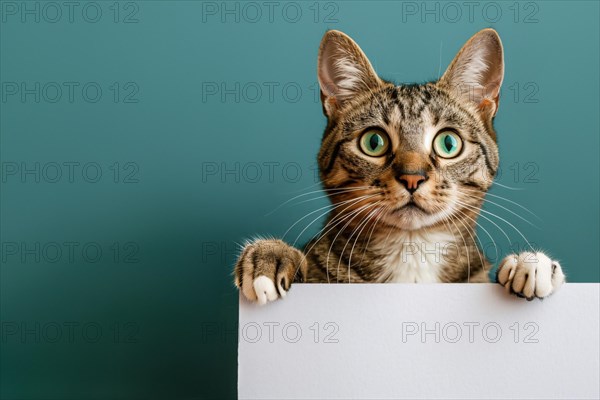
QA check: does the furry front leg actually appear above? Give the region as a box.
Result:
[234,239,307,305]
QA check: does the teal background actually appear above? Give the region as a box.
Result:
[0,1,598,399]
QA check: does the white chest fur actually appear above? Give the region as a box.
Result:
[373,231,456,283]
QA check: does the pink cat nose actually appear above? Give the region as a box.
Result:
[398,174,427,194]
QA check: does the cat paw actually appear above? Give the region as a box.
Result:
[234,239,307,305]
[496,252,565,300]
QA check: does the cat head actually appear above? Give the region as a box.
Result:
[316,29,504,231]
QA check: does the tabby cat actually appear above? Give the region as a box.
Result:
[234,29,565,304]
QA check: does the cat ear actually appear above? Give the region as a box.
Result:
[438,29,504,118]
[318,30,382,117]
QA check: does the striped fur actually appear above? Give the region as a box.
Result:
[234,29,565,304]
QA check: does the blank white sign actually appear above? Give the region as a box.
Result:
[238,283,599,399]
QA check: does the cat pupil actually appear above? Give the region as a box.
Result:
[370,135,380,150]
[444,135,455,152]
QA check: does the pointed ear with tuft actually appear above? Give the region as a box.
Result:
[317,30,382,118]
[438,28,504,119]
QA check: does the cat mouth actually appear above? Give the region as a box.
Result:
[381,199,441,230]
[392,200,428,214]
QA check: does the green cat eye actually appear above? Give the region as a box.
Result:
[359,130,389,157]
[433,130,463,159]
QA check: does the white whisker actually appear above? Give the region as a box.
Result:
[289,194,379,247]
[266,186,372,216]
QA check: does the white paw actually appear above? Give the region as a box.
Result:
[496,252,565,300]
[252,275,281,305]
[234,239,304,305]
